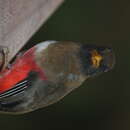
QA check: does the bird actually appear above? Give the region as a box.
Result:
[0,41,115,114]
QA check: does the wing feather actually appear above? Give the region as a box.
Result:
[0,79,28,99]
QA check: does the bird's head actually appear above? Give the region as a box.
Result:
[80,44,115,77]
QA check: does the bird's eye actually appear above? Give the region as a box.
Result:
[91,50,103,68]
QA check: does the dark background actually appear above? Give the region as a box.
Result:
[1,0,130,130]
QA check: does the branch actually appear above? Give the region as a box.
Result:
[0,0,64,67]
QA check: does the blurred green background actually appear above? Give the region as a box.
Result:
[1,0,130,130]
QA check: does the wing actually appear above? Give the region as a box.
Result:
[0,72,40,113]
[0,79,29,99]
[0,71,38,99]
